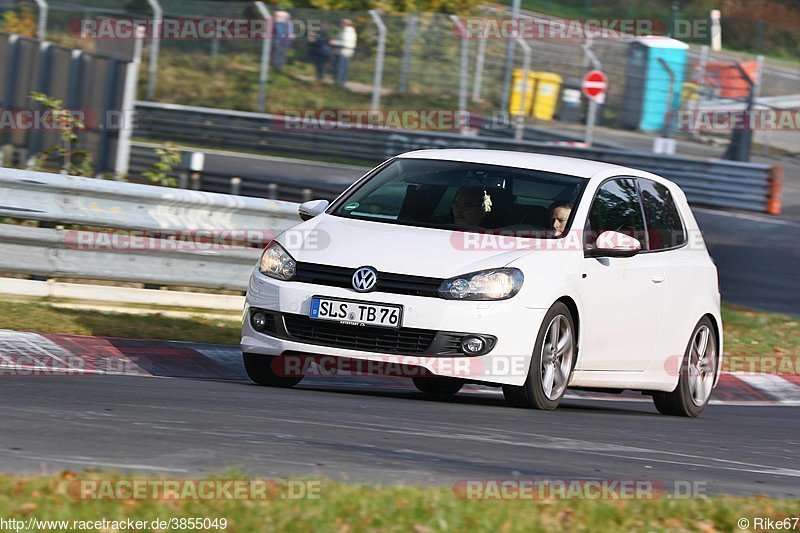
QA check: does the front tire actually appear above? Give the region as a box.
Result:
[503,302,576,410]
[653,317,718,417]
[412,377,463,397]
[243,353,303,388]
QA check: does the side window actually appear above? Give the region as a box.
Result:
[586,178,646,245]
[638,179,686,250]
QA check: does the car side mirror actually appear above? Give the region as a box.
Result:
[298,199,330,221]
[585,230,642,258]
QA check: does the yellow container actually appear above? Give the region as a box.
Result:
[531,71,563,120]
[509,68,537,116]
[681,81,698,104]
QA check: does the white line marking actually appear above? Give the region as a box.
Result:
[0,451,187,472]
[256,416,800,478]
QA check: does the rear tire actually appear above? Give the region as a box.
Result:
[243,353,303,388]
[412,377,463,397]
[653,317,717,417]
[503,302,576,410]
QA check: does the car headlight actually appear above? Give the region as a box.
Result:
[258,241,296,281]
[438,268,524,301]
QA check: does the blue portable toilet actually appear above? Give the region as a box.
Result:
[620,37,689,132]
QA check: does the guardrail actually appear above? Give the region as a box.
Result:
[129,142,353,202]
[0,167,300,290]
[133,101,782,214]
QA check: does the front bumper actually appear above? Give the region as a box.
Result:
[240,270,546,386]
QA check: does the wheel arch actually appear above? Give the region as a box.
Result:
[702,312,723,385]
[556,295,580,362]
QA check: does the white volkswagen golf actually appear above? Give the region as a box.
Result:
[241,150,722,417]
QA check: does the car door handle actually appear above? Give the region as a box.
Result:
[650,275,665,284]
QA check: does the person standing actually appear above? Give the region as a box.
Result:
[271,9,294,72]
[331,19,357,85]
[307,22,332,81]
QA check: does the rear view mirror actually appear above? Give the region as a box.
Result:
[585,230,642,258]
[298,199,330,221]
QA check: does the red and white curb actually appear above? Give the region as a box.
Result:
[1,329,798,406]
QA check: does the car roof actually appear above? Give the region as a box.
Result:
[396,149,632,179]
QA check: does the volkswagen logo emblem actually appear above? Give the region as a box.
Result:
[352,266,378,292]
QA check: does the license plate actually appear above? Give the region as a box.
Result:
[309,297,403,329]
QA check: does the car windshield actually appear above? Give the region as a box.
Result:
[330,158,587,238]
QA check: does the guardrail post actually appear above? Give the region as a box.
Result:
[398,14,416,93]
[179,151,205,190]
[369,10,387,112]
[302,188,313,202]
[767,166,783,215]
[254,1,272,112]
[230,177,242,195]
[267,183,278,199]
[145,0,162,100]
[33,0,48,40]
[115,25,145,177]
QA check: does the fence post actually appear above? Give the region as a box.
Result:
[582,37,602,146]
[656,57,675,138]
[499,0,521,115]
[688,45,709,139]
[115,26,145,177]
[369,10,387,112]
[515,37,530,141]
[254,1,272,112]
[472,26,487,102]
[33,0,48,40]
[450,16,468,125]
[145,0,162,100]
[398,14,416,93]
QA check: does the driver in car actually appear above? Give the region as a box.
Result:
[452,187,489,226]
[549,201,572,237]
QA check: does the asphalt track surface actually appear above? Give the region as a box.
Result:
[202,149,800,315]
[1,372,798,497]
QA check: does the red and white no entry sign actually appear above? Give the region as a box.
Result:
[582,70,608,100]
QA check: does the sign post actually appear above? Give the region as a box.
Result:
[582,70,608,146]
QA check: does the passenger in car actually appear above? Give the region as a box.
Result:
[549,201,572,237]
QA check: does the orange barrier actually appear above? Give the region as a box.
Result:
[703,60,758,99]
[767,165,783,215]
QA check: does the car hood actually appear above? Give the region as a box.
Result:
[278,214,542,278]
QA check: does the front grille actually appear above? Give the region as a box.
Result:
[292,262,444,298]
[282,313,437,355]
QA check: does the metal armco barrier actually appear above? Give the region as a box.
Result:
[132,101,782,214]
[0,167,301,290]
[128,142,351,203]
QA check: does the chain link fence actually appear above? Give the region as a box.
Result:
[0,0,794,137]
